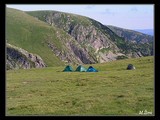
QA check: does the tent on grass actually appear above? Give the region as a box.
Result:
[63,65,74,72]
[126,64,136,70]
[86,66,98,72]
[75,65,87,72]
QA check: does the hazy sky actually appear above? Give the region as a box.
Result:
[6,4,154,30]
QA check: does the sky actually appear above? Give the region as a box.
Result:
[6,4,154,30]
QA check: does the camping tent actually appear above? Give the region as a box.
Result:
[126,64,135,70]
[63,65,74,72]
[75,65,87,72]
[86,66,98,72]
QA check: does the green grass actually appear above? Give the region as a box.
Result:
[6,8,67,67]
[6,56,154,115]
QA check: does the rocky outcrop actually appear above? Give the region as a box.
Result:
[45,13,117,48]
[46,39,96,65]
[41,12,123,63]
[42,11,153,57]
[6,43,46,70]
[69,43,95,64]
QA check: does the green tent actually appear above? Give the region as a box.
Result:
[63,65,74,72]
[75,65,87,72]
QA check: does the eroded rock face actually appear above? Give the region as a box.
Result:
[69,44,95,64]
[46,40,96,65]
[24,11,153,66]
[6,44,46,70]
[44,12,122,63]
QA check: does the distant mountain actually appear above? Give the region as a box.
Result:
[134,29,154,36]
[6,8,153,70]
[107,25,153,43]
[107,25,153,56]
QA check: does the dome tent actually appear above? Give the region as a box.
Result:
[63,65,74,72]
[86,66,98,72]
[75,65,87,72]
[126,64,135,70]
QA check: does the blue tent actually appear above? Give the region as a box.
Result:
[86,66,98,72]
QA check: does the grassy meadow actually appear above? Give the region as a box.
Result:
[6,8,66,67]
[6,56,154,116]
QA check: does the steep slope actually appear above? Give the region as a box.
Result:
[6,8,98,69]
[6,8,64,67]
[27,11,128,62]
[27,10,153,60]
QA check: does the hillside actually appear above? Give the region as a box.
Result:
[107,25,153,56]
[107,25,153,43]
[27,10,153,58]
[27,10,124,62]
[6,8,65,67]
[6,56,154,115]
[6,8,97,67]
[6,8,154,69]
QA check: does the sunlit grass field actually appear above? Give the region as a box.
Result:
[6,56,154,116]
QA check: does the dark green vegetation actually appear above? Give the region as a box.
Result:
[6,56,154,115]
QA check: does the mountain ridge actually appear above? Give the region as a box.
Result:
[134,29,153,36]
[6,8,153,70]
[27,10,153,55]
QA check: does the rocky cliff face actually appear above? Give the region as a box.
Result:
[45,12,118,50]
[28,11,127,63]
[45,28,97,65]
[7,43,46,70]
[28,10,153,61]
